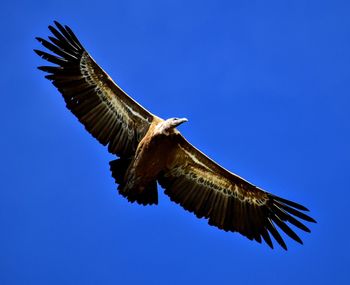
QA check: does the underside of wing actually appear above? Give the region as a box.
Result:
[35,21,154,157]
[158,135,316,250]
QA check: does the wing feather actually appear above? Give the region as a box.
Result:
[158,135,316,250]
[35,22,154,157]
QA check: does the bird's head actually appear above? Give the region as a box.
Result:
[155,117,188,136]
[166,117,188,128]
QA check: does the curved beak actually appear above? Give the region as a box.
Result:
[174,118,188,127]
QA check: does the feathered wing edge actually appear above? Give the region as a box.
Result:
[158,136,316,250]
[34,21,154,158]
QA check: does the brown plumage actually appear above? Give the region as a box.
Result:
[35,21,316,250]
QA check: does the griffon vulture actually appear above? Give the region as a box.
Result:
[35,21,316,250]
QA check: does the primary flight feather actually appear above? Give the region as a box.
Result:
[35,21,316,250]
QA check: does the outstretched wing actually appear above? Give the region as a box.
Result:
[158,135,316,250]
[35,21,154,157]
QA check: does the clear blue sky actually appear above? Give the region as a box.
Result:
[1,0,349,284]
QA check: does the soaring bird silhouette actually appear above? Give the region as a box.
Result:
[35,21,316,250]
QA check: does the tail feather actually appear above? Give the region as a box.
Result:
[109,158,131,185]
[119,180,158,206]
[109,158,158,205]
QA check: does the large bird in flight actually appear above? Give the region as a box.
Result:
[35,21,316,250]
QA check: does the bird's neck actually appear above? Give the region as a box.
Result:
[153,121,178,136]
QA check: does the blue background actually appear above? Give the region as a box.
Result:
[1,0,349,284]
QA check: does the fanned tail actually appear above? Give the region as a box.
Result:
[109,158,158,205]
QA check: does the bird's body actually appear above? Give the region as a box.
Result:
[118,117,177,200]
[35,21,316,250]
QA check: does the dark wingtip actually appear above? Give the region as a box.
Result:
[304,226,311,233]
[309,217,317,223]
[53,20,63,29]
[33,49,41,56]
[293,238,303,245]
[261,228,274,249]
[37,66,49,72]
[279,238,288,251]
[48,23,60,37]
[271,194,309,212]
[267,219,288,250]
[35,37,43,43]
[54,21,66,32]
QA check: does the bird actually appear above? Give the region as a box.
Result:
[35,21,316,250]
